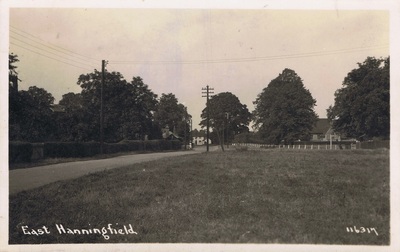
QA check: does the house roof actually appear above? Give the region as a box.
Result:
[192,130,206,137]
[311,118,331,134]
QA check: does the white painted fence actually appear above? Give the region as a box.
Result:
[232,143,356,150]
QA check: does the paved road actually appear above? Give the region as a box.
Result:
[9,146,218,195]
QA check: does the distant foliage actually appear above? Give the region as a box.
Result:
[327,57,390,140]
[253,69,318,144]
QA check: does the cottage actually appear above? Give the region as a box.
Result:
[162,126,182,141]
[311,118,340,141]
[191,129,211,146]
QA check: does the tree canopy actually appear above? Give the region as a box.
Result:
[76,71,159,142]
[200,92,251,144]
[327,56,390,140]
[9,53,19,78]
[253,68,318,144]
[9,55,55,142]
[9,53,20,138]
[153,93,190,140]
[12,86,56,142]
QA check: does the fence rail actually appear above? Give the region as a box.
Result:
[232,142,355,150]
[232,140,389,150]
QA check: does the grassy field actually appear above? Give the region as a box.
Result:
[9,148,390,244]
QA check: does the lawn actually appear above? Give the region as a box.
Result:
[9,148,390,244]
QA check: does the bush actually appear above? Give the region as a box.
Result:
[9,141,33,163]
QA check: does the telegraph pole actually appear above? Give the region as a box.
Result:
[226,112,230,149]
[100,60,106,155]
[202,85,214,152]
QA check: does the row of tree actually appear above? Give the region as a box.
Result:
[199,56,389,144]
[9,53,390,144]
[9,54,191,143]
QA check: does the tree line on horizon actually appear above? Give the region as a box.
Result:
[9,54,390,144]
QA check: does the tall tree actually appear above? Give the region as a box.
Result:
[9,53,20,139]
[9,53,19,87]
[327,57,389,140]
[253,68,318,144]
[77,70,159,142]
[154,93,190,139]
[128,77,159,140]
[56,93,88,141]
[200,92,251,144]
[9,54,57,142]
[14,86,56,142]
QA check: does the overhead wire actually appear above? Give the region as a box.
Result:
[10,36,96,69]
[10,26,99,70]
[10,42,94,71]
[9,26,388,68]
[10,26,100,63]
[109,44,389,65]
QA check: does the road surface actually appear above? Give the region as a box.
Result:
[9,146,217,195]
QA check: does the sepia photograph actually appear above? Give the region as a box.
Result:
[1,0,399,251]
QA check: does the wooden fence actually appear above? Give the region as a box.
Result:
[232,142,356,150]
[233,140,389,150]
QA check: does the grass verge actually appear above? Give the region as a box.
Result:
[9,149,389,244]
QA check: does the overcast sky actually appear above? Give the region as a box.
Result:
[8,7,390,129]
[2,1,400,251]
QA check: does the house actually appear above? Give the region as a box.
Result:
[193,136,212,145]
[192,129,211,145]
[162,126,182,141]
[311,118,340,141]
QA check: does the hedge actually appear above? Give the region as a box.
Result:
[44,142,100,158]
[9,141,32,163]
[9,139,183,163]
